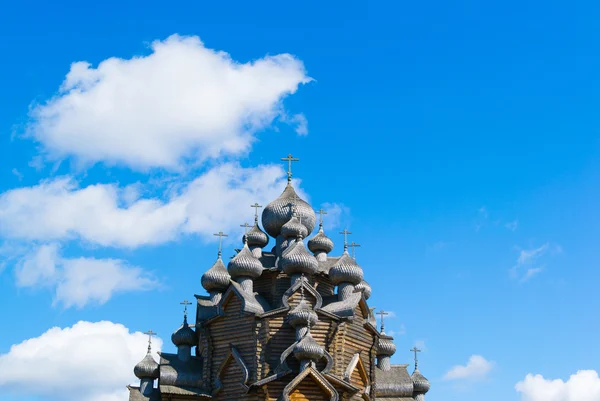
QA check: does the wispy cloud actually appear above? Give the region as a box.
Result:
[510,243,562,282]
[505,220,519,231]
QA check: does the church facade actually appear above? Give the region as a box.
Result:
[128,155,430,401]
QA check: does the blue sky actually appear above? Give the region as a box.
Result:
[1,1,599,400]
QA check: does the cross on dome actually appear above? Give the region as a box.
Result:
[281,153,299,182]
[180,300,192,317]
[339,229,352,251]
[411,346,422,369]
[317,208,327,228]
[251,203,262,222]
[240,222,251,233]
[377,310,389,332]
[213,231,228,257]
[347,242,361,259]
[143,329,156,353]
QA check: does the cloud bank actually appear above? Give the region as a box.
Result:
[516,370,600,401]
[0,321,163,401]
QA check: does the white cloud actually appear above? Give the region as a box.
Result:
[15,244,157,308]
[0,321,163,401]
[26,34,311,170]
[515,370,600,401]
[0,163,298,248]
[443,355,494,381]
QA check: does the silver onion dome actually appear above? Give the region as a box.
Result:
[355,279,372,299]
[308,227,334,254]
[293,331,324,361]
[281,215,309,239]
[377,334,397,357]
[279,240,318,277]
[134,352,159,379]
[201,257,231,292]
[262,184,316,238]
[227,242,263,279]
[412,369,431,394]
[171,316,198,347]
[287,299,318,328]
[329,252,364,285]
[246,223,269,248]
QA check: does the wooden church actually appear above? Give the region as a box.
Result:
[128,155,430,401]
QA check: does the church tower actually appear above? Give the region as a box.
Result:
[128,154,430,401]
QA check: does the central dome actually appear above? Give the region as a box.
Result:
[262,184,316,238]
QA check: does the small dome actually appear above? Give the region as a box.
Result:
[355,280,372,299]
[287,299,318,328]
[377,334,396,357]
[201,257,231,292]
[262,184,316,238]
[329,252,364,285]
[293,331,324,361]
[412,369,431,394]
[281,215,308,239]
[134,352,159,379]
[280,240,318,277]
[308,227,334,254]
[228,242,263,279]
[171,316,198,347]
[246,223,269,248]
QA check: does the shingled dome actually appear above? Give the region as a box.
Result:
[201,257,231,292]
[308,227,334,254]
[279,240,318,277]
[329,251,364,285]
[262,184,316,238]
[171,316,197,347]
[287,299,318,328]
[412,369,431,394]
[246,223,269,248]
[281,214,309,239]
[134,352,159,379]
[228,242,263,279]
[293,331,324,361]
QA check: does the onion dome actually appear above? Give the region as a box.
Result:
[412,369,431,394]
[171,316,198,347]
[377,334,396,357]
[293,331,324,361]
[355,279,372,299]
[134,352,159,379]
[201,257,231,292]
[279,240,318,276]
[262,184,316,238]
[227,241,263,279]
[281,214,309,239]
[329,252,364,285]
[246,223,269,248]
[287,299,318,328]
[308,227,334,254]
